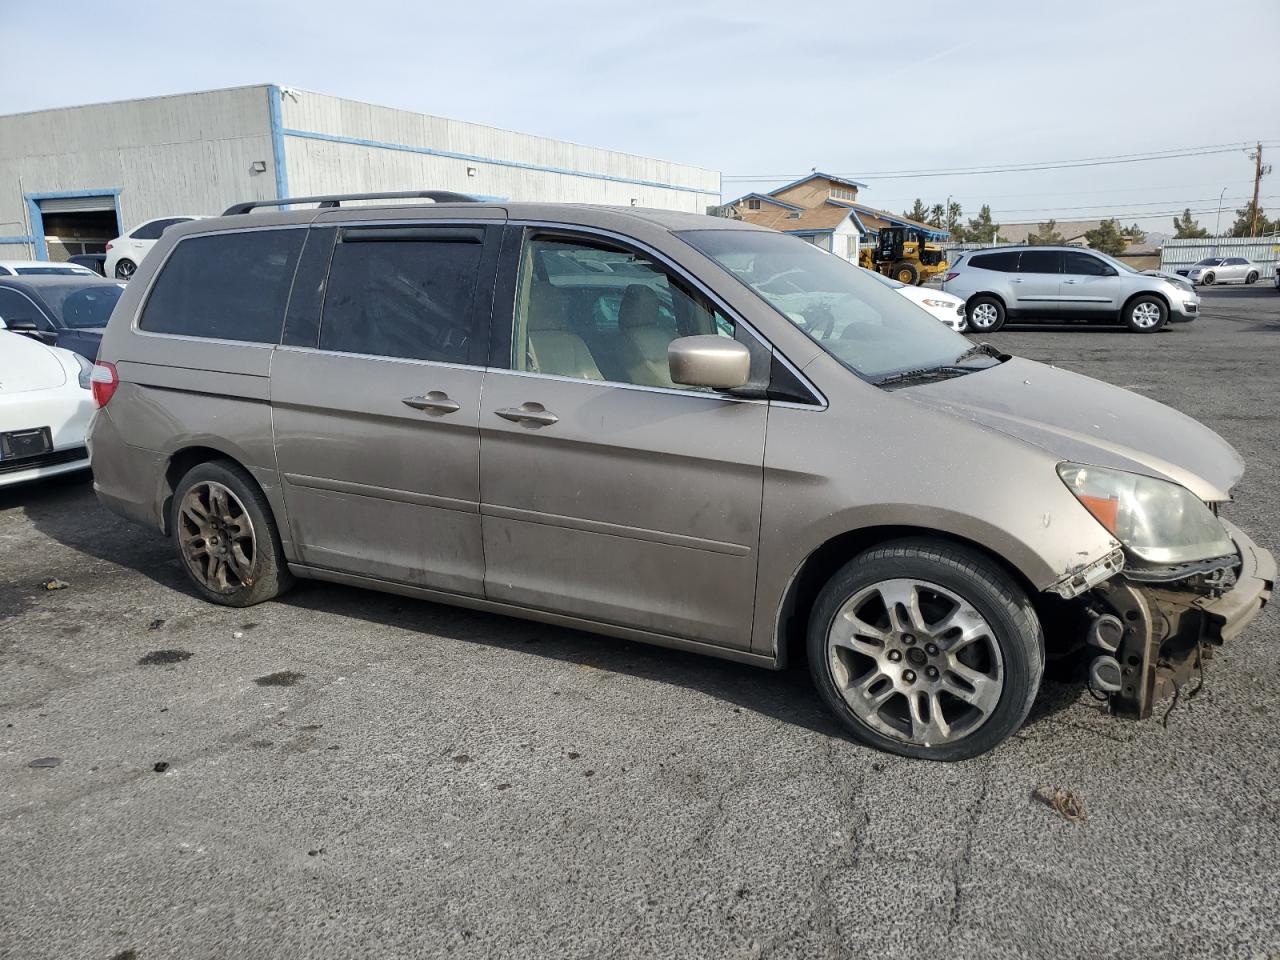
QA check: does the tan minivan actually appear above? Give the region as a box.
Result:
[87,192,1274,760]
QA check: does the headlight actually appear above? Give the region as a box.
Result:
[74,353,93,390]
[1057,463,1235,565]
[920,298,955,308]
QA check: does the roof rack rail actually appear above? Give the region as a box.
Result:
[222,190,481,216]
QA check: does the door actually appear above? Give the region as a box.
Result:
[1009,249,1063,313]
[270,222,500,596]
[1224,257,1248,282]
[1060,250,1123,311]
[478,229,768,648]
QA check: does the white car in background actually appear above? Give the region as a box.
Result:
[0,328,95,487]
[1176,257,1262,286]
[105,215,206,280]
[0,260,97,277]
[864,269,968,331]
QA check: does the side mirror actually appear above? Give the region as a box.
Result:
[668,335,751,390]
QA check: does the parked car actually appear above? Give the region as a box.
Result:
[0,276,126,360]
[942,246,1200,333]
[105,216,206,279]
[865,269,967,330]
[0,259,97,277]
[0,329,94,487]
[1176,257,1261,286]
[88,194,1273,761]
[67,253,107,276]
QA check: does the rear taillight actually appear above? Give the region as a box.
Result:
[943,272,959,282]
[105,242,113,252]
[90,361,118,408]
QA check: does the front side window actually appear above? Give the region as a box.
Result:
[1064,252,1111,276]
[319,228,485,363]
[511,236,734,389]
[682,229,985,382]
[139,229,304,342]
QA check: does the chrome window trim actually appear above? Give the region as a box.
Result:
[482,365,766,405]
[505,219,826,408]
[273,343,484,372]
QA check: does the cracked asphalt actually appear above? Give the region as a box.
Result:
[2,285,1278,960]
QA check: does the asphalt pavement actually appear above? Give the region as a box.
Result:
[2,285,1277,960]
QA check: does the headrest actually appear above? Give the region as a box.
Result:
[527,286,568,331]
[619,284,661,330]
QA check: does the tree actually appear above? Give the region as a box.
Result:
[1229,201,1278,237]
[965,205,1000,244]
[903,198,930,223]
[1084,219,1128,256]
[1028,219,1065,245]
[1121,223,1146,243]
[1172,208,1208,239]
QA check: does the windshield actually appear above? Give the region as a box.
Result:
[1194,258,1224,266]
[34,282,125,328]
[15,265,92,276]
[680,229,985,381]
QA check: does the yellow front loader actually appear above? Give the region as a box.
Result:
[858,225,949,285]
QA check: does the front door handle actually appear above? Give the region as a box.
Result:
[1063,279,1079,284]
[1009,278,1024,283]
[403,391,461,414]
[495,403,559,427]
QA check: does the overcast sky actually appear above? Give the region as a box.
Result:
[4,0,1277,232]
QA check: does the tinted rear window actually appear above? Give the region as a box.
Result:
[139,229,304,342]
[318,229,485,363]
[1018,250,1062,274]
[969,251,1019,272]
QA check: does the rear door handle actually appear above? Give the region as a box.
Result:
[495,403,559,427]
[1063,279,1079,284]
[403,391,461,414]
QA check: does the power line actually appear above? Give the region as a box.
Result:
[723,140,1280,182]
[986,195,1277,217]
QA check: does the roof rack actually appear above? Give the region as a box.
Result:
[222,190,480,216]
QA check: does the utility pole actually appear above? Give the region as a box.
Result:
[1248,142,1263,237]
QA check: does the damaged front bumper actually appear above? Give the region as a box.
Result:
[1084,520,1275,718]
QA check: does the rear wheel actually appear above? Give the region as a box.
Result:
[893,261,920,285]
[967,296,1005,333]
[807,539,1044,761]
[114,259,136,280]
[171,460,293,607]
[1246,271,1258,285]
[1123,295,1167,333]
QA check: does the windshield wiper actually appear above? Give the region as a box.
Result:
[874,365,967,387]
[952,342,1004,365]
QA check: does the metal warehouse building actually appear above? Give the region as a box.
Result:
[0,84,721,262]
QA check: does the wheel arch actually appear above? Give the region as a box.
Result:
[158,442,276,537]
[771,523,1043,670]
[965,291,1007,310]
[1122,288,1169,318]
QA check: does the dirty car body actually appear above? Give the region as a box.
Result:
[87,196,1273,760]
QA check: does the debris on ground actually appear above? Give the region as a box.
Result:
[232,630,245,639]
[496,783,511,791]
[138,649,192,666]
[453,754,471,764]
[153,761,170,773]
[567,751,581,760]
[28,757,62,768]
[254,671,303,687]
[39,578,69,591]
[147,618,166,630]
[1034,785,1087,823]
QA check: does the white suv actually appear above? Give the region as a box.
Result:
[105,216,206,280]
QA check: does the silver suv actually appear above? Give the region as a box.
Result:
[942,246,1200,333]
[86,192,1272,761]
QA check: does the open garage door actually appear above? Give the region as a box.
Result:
[30,192,121,261]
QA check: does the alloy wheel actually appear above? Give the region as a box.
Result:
[826,578,1004,747]
[970,302,1000,329]
[1130,301,1162,328]
[115,260,135,280]
[177,481,257,594]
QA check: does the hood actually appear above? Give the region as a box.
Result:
[901,356,1243,502]
[898,286,962,307]
[0,330,68,393]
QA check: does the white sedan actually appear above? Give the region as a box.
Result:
[865,269,968,331]
[0,328,95,487]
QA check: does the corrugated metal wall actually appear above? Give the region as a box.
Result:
[0,86,278,258]
[1161,236,1280,279]
[278,89,720,213]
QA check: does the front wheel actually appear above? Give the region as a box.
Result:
[1201,272,1215,286]
[171,460,293,607]
[1123,295,1167,333]
[967,296,1005,333]
[807,540,1044,761]
[893,261,920,285]
[1245,271,1258,285]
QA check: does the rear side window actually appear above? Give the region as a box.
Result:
[131,218,190,240]
[318,227,485,363]
[1018,250,1062,274]
[139,229,304,342]
[969,251,1019,272]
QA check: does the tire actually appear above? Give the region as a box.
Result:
[1246,271,1258,285]
[807,539,1044,761]
[171,460,293,607]
[893,261,920,285]
[1122,295,1167,333]
[966,295,1005,333]
[1201,272,1214,286]
[114,259,136,280]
